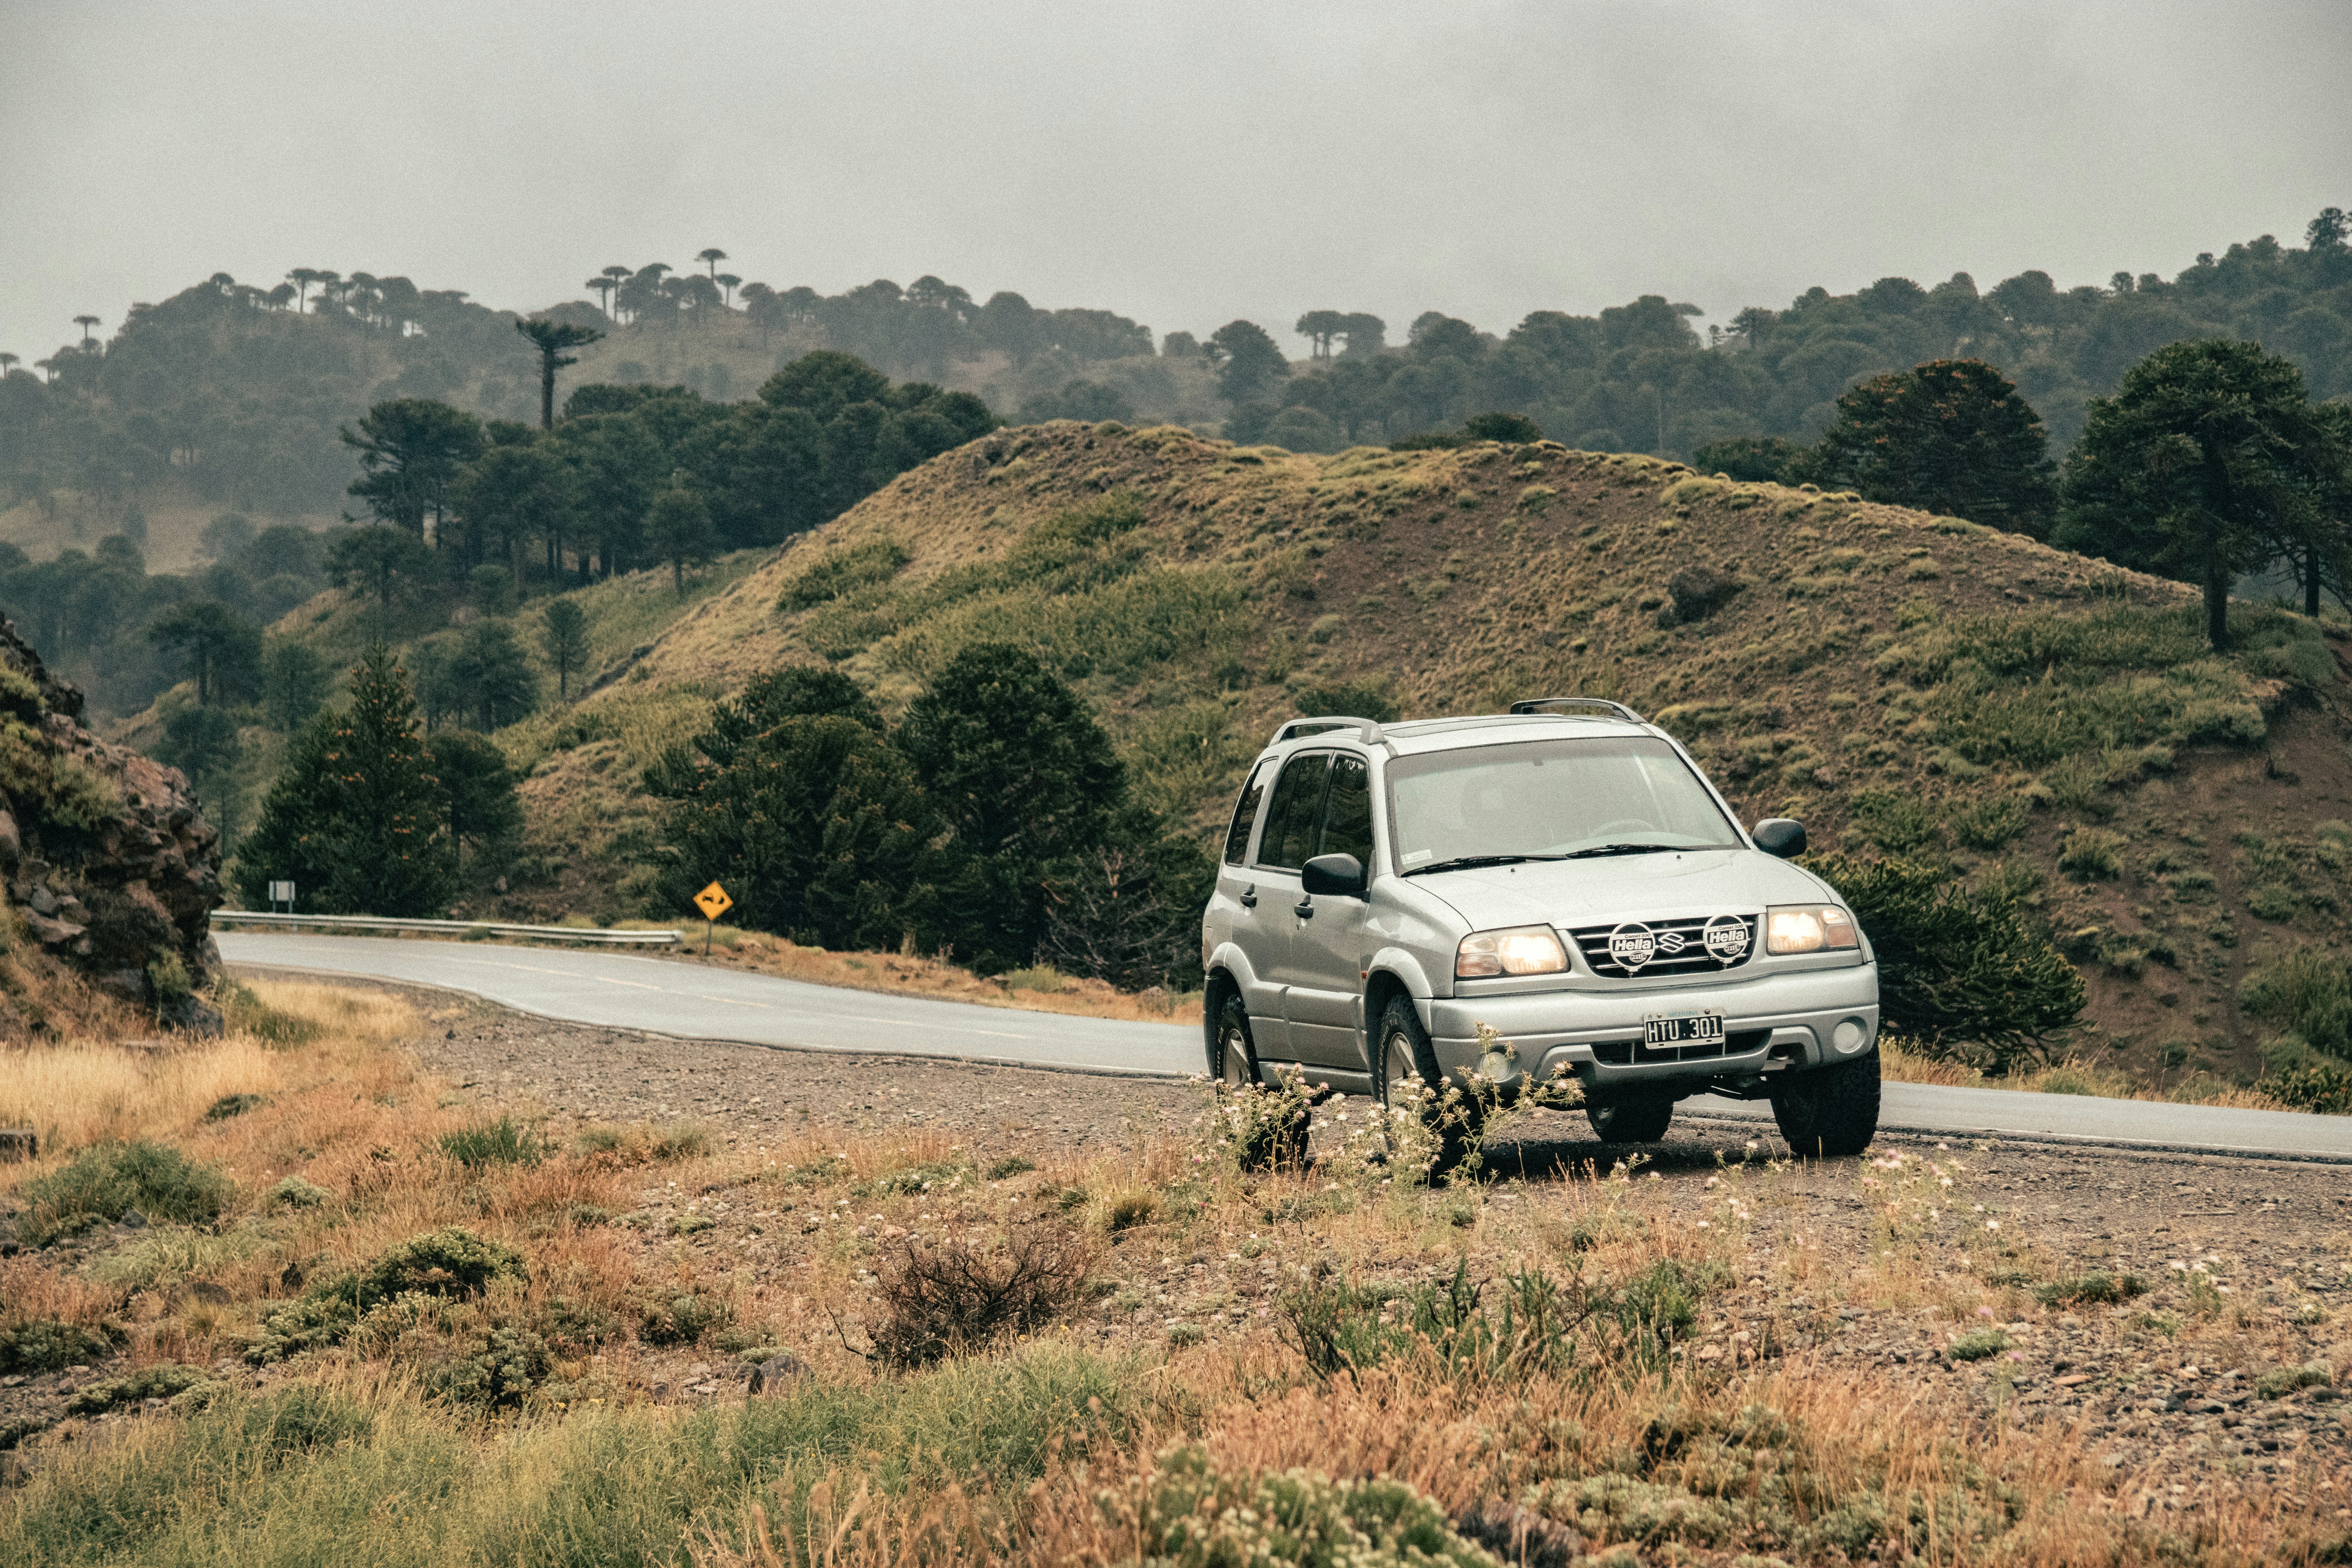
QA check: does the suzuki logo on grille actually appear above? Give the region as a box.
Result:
[1702,915,1751,962]
[1656,931,1687,955]
[1608,922,1656,971]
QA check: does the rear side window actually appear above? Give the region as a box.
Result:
[1222,760,1271,866]
[1255,753,1331,870]
[1319,754,1374,865]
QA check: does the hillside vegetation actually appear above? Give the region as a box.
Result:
[419,420,2350,1089]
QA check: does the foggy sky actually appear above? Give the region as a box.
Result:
[3,0,2348,365]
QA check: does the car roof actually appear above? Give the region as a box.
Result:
[1260,712,1658,762]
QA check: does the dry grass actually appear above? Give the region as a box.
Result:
[1880,1036,2300,1112]
[624,928,1203,1023]
[7,984,2349,1567]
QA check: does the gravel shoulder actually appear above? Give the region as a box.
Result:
[398,986,2352,1514]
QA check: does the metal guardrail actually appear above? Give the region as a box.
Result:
[211,911,682,946]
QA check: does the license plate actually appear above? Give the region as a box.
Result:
[1643,1012,1725,1047]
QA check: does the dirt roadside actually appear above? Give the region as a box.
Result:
[390,981,2352,1503]
[13,973,2347,1523]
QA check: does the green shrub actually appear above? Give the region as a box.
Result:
[1850,790,1941,855]
[267,1174,333,1209]
[1949,796,2028,851]
[1807,854,2086,1072]
[2239,947,2352,1058]
[1948,1327,2011,1362]
[1116,1445,1494,1568]
[2247,883,2301,922]
[2265,1063,2352,1114]
[16,1140,234,1245]
[202,1092,269,1122]
[2255,1363,2334,1399]
[0,1319,121,1374]
[777,539,910,612]
[65,1363,217,1414]
[248,1227,528,1364]
[2058,828,2125,880]
[438,1116,543,1168]
[1289,679,1399,724]
[634,1289,733,1346]
[2034,1273,2147,1307]
[985,1155,1037,1180]
[1279,1256,1717,1386]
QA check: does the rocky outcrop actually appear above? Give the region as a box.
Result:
[0,619,222,1034]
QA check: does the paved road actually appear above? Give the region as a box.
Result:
[218,933,1202,1078]
[220,933,2352,1163]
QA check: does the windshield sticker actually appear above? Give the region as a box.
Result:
[1401,849,1433,864]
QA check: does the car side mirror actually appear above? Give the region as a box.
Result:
[1752,819,1807,859]
[1301,853,1367,897]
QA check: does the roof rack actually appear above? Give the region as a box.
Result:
[1273,715,1387,746]
[1507,696,1646,724]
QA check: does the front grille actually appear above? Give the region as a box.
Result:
[1568,913,1759,978]
[1592,1028,1770,1066]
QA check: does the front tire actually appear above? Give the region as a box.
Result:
[1376,995,1478,1179]
[1585,1093,1675,1144]
[1214,991,1305,1171]
[1769,1051,1881,1158]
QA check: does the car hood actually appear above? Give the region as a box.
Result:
[1406,848,1830,930]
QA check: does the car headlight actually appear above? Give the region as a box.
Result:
[1456,925,1568,978]
[1766,903,1860,955]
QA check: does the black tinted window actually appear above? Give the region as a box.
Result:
[1222,760,1270,866]
[1318,754,1373,865]
[1256,753,1330,870]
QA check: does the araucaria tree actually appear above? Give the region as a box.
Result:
[1205,320,1289,408]
[145,600,262,705]
[234,648,456,915]
[2057,339,2340,650]
[341,399,484,538]
[515,319,604,430]
[539,599,588,700]
[1807,359,2058,535]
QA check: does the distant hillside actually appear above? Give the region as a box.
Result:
[398,420,2352,1090]
[5,211,2344,560]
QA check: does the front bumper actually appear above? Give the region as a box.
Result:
[1425,962,1879,1093]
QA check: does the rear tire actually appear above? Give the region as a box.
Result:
[1214,991,1305,1171]
[1376,995,1478,1179]
[1585,1093,1675,1144]
[1769,1051,1881,1158]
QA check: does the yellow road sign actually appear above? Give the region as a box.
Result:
[694,881,733,921]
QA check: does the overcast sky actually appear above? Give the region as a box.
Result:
[3,0,2348,363]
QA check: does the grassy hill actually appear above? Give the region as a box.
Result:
[228,421,2352,1087]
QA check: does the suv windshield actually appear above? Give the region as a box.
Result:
[1387,736,1739,871]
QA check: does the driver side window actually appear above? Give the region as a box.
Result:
[1254,753,1331,871]
[1318,754,1373,865]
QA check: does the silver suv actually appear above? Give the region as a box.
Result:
[1200,698,1881,1165]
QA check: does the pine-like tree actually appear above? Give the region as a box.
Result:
[233,648,455,914]
[1806,359,2058,535]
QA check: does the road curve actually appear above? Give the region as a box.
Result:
[220,933,2352,1164]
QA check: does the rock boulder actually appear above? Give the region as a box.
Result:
[0,619,222,1034]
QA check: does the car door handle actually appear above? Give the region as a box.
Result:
[1294,897,1314,919]
[1239,884,1257,909]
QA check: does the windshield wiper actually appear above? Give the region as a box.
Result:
[1560,842,1682,860]
[1401,853,1568,878]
